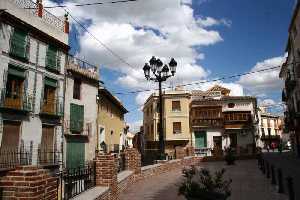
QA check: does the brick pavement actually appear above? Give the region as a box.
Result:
[120,160,288,200]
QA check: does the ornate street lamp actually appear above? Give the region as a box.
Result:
[143,56,177,160]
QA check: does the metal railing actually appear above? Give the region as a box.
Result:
[195,148,211,157]
[0,147,32,169]
[40,97,64,116]
[117,152,126,173]
[37,147,61,166]
[61,163,96,200]
[11,0,64,31]
[0,88,33,112]
[67,55,99,79]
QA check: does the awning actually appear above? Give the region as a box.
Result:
[8,65,25,78]
[45,77,57,87]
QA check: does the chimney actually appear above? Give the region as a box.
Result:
[36,0,43,18]
[64,13,70,34]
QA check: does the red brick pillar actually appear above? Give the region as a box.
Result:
[186,146,195,156]
[36,0,43,17]
[0,166,58,200]
[175,146,185,159]
[94,154,118,198]
[124,148,141,174]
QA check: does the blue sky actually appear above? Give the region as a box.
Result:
[48,0,295,131]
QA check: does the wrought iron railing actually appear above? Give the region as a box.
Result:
[117,152,126,173]
[67,55,99,79]
[0,142,33,170]
[10,0,64,31]
[40,97,64,116]
[37,147,61,166]
[194,147,211,157]
[61,163,96,200]
[0,88,33,112]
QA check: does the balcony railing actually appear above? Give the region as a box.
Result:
[40,97,64,116]
[191,118,224,128]
[38,147,61,166]
[10,0,64,32]
[285,73,296,93]
[0,88,33,112]
[67,55,99,80]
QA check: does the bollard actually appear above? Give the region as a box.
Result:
[266,162,270,179]
[261,159,265,174]
[271,165,276,185]
[286,177,295,200]
[277,168,284,193]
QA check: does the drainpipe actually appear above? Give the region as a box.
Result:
[61,54,68,169]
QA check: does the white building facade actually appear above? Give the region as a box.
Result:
[0,0,69,167]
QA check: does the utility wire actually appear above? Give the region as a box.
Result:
[45,0,139,8]
[65,9,136,69]
[112,64,285,95]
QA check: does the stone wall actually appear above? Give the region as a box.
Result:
[0,166,58,200]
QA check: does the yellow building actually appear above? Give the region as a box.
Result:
[97,88,128,153]
[143,87,191,156]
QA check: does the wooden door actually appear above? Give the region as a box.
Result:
[1,121,21,150]
[195,131,207,148]
[66,139,85,169]
[43,86,56,114]
[40,126,55,164]
[213,136,222,156]
[0,121,21,167]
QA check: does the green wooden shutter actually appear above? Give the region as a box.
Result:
[70,104,84,132]
[10,29,28,60]
[46,46,58,70]
[195,131,207,148]
[66,140,85,169]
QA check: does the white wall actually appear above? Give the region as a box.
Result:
[0,21,66,165]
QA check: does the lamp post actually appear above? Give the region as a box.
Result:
[143,56,177,160]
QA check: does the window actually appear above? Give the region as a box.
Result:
[10,28,28,61]
[42,77,57,114]
[157,123,160,134]
[46,45,60,71]
[73,79,81,99]
[172,101,181,111]
[173,122,182,134]
[70,103,84,133]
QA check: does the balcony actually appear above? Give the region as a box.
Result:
[285,75,296,93]
[40,98,63,117]
[67,55,99,80]
[6,0,64,32]
[0,88,33,112]
[191,118,224,128]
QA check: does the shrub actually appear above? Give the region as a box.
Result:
[178,166,232,200]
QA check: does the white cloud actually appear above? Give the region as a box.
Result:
[197,17,232,27]
[259,99,276,106]
[128,120,143,133]
[237,55,287,95]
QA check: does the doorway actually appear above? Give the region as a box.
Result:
[195,131,207,148]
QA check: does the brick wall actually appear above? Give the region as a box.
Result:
[124,148,141,174]
[0,166,58,200]
[175,146,186,159]
[94,154,118,199]
[186,146,195,157]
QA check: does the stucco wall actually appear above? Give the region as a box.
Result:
[64,76,98,162]
[0,21,66,164]
[98,94,126,152]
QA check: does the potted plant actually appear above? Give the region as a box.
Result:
[224,147,235,165]
[178,166,232,200]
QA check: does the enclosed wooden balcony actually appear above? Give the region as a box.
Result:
[0,88,33,112]
[40,98,63,117]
